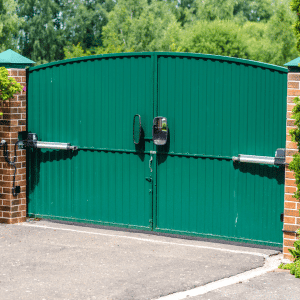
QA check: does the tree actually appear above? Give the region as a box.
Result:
[178,20,250,58]
[291,0,300,52]
[242,2,298,66]
[63,0,115,51]
[195,0,236,21]
[233,0,274,22]
[101,0,181,52]
[0,0,21,51]
[263,2,298,65]
[194,0,278,23]
[18,0,65,64]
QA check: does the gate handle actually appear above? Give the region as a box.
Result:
[149,156,153,173]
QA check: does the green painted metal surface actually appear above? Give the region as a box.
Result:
[0,49,35,68]
[27,55,154,229]
[285,57,300,67]
[156,55,286,247]
[284,57,300,72]
[27,53,287,247]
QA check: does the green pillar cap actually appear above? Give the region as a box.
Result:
[0,49,35,68]
[284,57,300,72]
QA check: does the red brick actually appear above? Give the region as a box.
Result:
[19,205,26,211]
[283,246,292,254]
[17,156,26,163]
[285,186,297,193]
[285,202,297,209]
[284,224,300,232]
[0,181,14,188]
[284,232,297,239]
[288,82,299,89]
[285,169,294,178]
[286,141,298,149]
[287,119,295,126]
[0,169,14,176]
[3,175,22,181]
[285,209,300,217]
[288,74,300,81]
[17,169,26,175]
[285,178,297,187]
[287,104,296,112]
[18,70,26,76]
[284,216,296,224]
[285,239,296,247]
[2,187,13,194]
[286,150,298,156]
[288,96,296,103]
[18,120,26,126]
[283,253,294,261]
[288,89,300,96]
[0,206,11,212]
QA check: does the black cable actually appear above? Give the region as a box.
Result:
[3,140,21,196]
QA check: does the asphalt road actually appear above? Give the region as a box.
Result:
[0,219,295,300]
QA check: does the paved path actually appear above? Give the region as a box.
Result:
[0,220,295,300]
[190,270,300,300]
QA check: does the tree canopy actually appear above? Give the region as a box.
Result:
[0,0,298,66]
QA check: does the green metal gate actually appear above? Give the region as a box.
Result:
[27,53,287,247]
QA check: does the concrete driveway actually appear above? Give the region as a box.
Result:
[0,220,296,300]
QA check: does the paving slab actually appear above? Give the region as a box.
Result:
[0,220,278,300]
[190,270,300,300]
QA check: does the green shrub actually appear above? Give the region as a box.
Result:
[279,260,300,278]
[0,66,23,115]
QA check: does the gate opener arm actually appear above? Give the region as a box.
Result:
[34,141,77,151]
[20,133,78,151]
[232,149,286,165]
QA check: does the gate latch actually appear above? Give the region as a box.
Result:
[232,148,286,165]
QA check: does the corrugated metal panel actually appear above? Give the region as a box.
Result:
[156,55,286,246]
[27,52,287,247]
[157,55,286,157]
[28,54,154,229]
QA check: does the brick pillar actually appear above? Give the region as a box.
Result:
[284,72,300,260]
[0,68,27,224]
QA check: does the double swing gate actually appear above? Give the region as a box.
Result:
[27,53,287,247]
